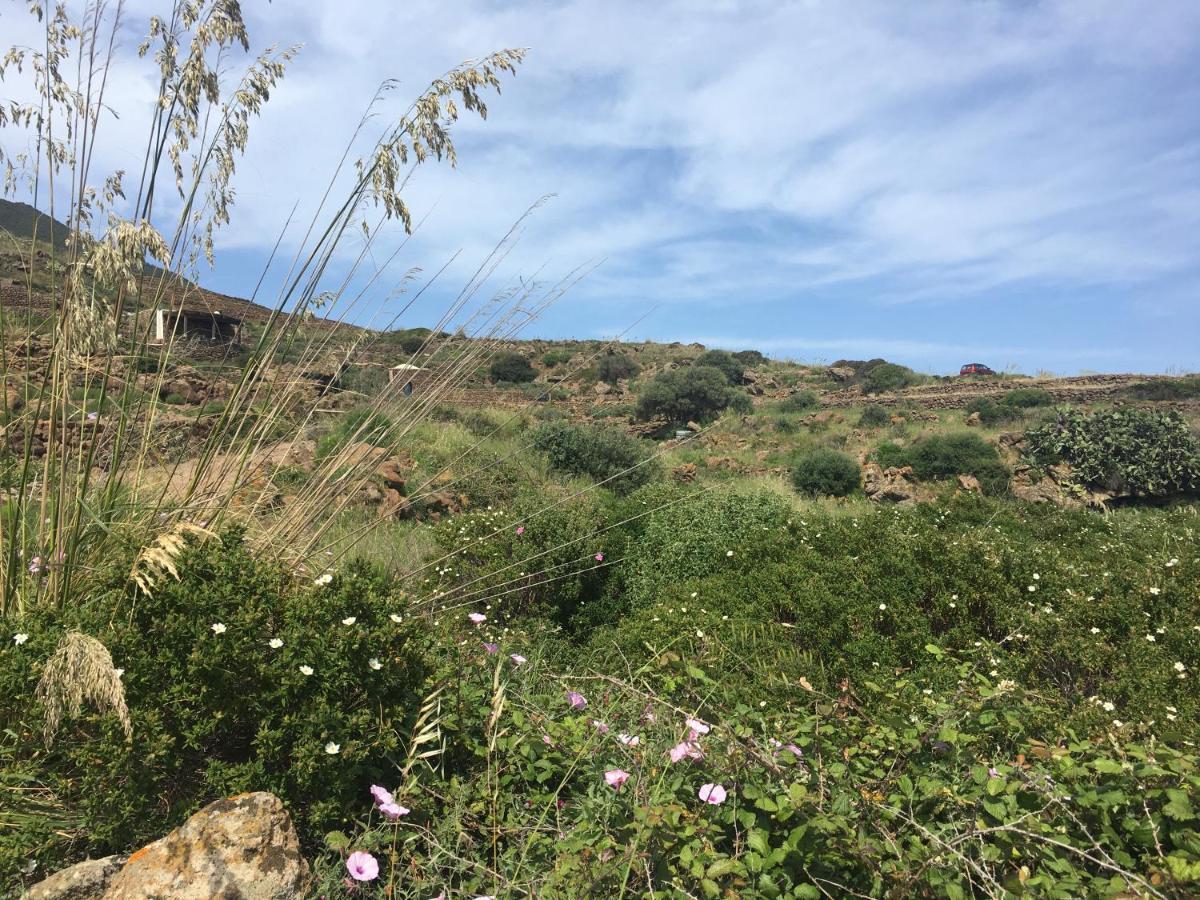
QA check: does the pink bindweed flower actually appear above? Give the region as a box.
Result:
[510,653,527,666]
[346,851,379,882]
[468,612,487,625]
[566,690,588,710]
[379,802,409,820]
[669,741,703,763]
[86,411,98,421]
[698,783,728,805]
[592,719,610,734]
[594,552,604,562]
[482,642,499,654]
[542,734,553,746]
[605,769,631,790]
[516,526,525,535]
[370,785,394,806]
[685,718,710,737]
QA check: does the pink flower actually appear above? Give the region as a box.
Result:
[566,690,587,709]
[591,719,610,734]
[594,552,604,562]
[698,783,727,805]
[86,411,98,421]
[542,734,553,746]
[482,641,499,654]
[618,733,640,746]
[468,612,487,625]
[686,718,711,741]
[516,526,525,535]
[369,784,394,806]
[379,802,410,820]
[669,741,703,763]
[510,653,526,666]
[346,850,379,882]
[605,769,631,790]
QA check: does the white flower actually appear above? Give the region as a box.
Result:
[211,622,226,635]
[1089,627,1101,634]
[618,733,640,746]
[725,550,734,557]
[114,668,125,678]
[324,742,340,755]
[1027,585,1037,592]
[1102,701,1115,712]
[1032,573,1040,580]
[1145,635,1156,643]
[369,658,382,670]
[878,604,887,611]
[299,665,314,676]
[389,613,402,623]
[1112,719,1124,728]
[269,638,283,649]
[1175,662,1187,673]
[342,616,357,626]
[1166,558,1179,568]
[314,573,333,586]
[1148,587,1161,596]
[13,633,29,645]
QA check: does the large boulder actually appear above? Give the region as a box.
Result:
[103,792,307,899]
[25,856,127,899]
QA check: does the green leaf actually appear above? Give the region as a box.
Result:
[324,830,349,851]
[747,830,769,855]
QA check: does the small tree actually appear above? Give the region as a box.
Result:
[693,349,744,385]
[790,448,860,497]
[733,349,766,367]
[489,352,536,383]
[532,422,658,494]
[596,353,641,384]
[636,367,739,425]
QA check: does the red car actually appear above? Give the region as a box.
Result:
[959,363,996,376]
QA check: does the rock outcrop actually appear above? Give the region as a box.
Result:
[862,463,919,505]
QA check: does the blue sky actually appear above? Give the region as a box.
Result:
[4,0,1199,373]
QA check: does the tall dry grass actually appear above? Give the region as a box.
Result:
[0,0,541,618]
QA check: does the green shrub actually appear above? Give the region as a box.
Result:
[334,364,388,396]
[878,433,1009,494]
[858,405,891,428]
[862,362,922,394]
[162,392,188,405]
[965,396,1018,425]
[635,367,741,425]
[595,353,641,384]
[789,448,860,497]
[777,391,818,413]
[732,349,766,366]
[531,421,659,495]
[693,349,744,385]
[541,348,573,367]
[488,352,536,384]
[0,532,430,875]
[1025,408,1200,497]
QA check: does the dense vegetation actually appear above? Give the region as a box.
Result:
[636,366,746,425]
[878,432,1010,495]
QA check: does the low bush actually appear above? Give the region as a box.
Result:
[1003,386,1054,408]
[877,433,1009,494]
[1025,408,1200,497]
[636,367,742,425]
[541,348,573,367]
[732,348,766,366]
[776,391,818,413]
[789,447,859,497]
[488,352,536,384]
[858,404,891,427]
[862,362,923,394]
[531,421,659,495]
[595,353,640,383]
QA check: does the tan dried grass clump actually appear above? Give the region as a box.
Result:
[130,521,216,596]
[35,631,132,747]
